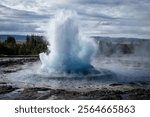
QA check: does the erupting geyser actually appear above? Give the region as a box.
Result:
[39,10,97,74]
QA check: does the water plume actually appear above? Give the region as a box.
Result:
[39,10,97,74]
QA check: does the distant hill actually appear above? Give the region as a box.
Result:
[91,36,149,41]
[0,35,26,41]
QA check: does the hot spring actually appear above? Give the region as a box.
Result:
[39,10,98,75]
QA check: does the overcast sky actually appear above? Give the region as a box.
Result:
[0,0,150,39]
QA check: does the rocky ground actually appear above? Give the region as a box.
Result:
[0,56,38,73]
[0,56,150,100]
[0,81,150,100]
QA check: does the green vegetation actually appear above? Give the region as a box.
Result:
[0,35,47,55]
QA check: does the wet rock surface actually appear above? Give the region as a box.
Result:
[0,56,39,74]
[127,88,150,100]
[0,81,150,100]
[0,84,18,94]
[0,57,39,67]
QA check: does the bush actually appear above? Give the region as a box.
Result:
[0,35,47,55]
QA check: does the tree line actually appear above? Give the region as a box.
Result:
[0,35,48,55]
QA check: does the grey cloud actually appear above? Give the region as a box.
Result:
[0,4,50,21]
[0,22,38,32]
[0,0,150,38]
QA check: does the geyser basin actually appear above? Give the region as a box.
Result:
[39,10,97,74]
[4,62,116,89]
[3,57,150,90]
